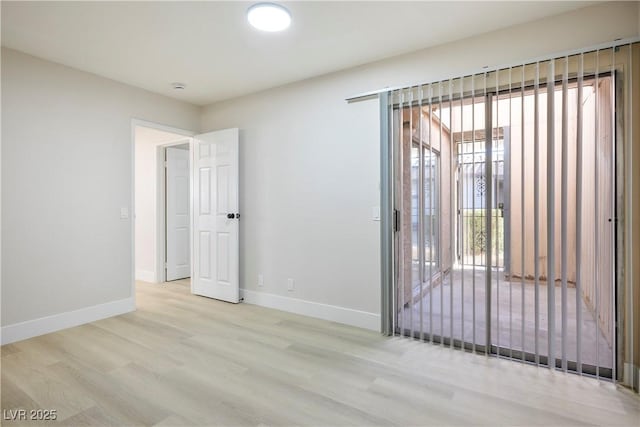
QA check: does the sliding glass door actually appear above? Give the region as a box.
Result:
[390,45,627,379]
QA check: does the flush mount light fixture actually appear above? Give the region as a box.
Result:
[247,3,291,32]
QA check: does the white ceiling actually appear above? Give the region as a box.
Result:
[2,1,597,106]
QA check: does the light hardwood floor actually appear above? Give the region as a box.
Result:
[2,280,639,426]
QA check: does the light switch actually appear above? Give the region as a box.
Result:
[120,207,129,219]
[372,206,381,221]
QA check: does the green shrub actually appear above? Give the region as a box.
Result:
[461,209,504,256]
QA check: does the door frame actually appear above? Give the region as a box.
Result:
[131,119,195,299]
[376,37,639,388]
[381,74,622,379]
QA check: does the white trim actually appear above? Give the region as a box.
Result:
[131,118,196,138]
[135,269,157,283]
[0,297,135,345]
[156,144,166,283]
[241,289,381,332]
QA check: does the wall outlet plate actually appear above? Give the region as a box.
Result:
[258,274,264,287]
[287,278,294,292]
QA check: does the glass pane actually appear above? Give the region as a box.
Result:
[394,55,617,376]
[411,143,420,292]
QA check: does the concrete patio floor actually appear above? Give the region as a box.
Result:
[400,266,613,370]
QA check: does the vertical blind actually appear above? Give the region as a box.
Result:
[382,41,639,385]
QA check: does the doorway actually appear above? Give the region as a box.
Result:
[133,122,193,285]
[133,122,241,303]
[389,51,620,379]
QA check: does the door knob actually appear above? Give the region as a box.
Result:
[227,213,235,219]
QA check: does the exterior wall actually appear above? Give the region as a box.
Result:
[503,55,623,350]
[399,108,453,308]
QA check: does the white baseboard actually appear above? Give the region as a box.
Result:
[241,289,380,332]
[135,269,156,283]
[1,297,135,345]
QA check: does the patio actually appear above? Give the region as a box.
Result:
[400,266,613,370]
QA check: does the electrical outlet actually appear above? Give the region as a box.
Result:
[287,278,294,292]
[258,274,264,287]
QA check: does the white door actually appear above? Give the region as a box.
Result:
[166,146,191,281]
[192,129,240,303]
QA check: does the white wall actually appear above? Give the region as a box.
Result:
[204,86,382,325]
[331,1,639,98]
[134,135,159,282]
[2,2,638,340]
[134,129,189,283]
[1,48,200,339]
[200,1,639,327]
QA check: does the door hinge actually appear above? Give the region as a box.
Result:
[393,209,400,232]
[164,161,168,168]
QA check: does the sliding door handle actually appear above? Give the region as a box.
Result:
[227,213,235,219]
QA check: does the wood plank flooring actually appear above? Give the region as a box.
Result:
[2,279,639,426]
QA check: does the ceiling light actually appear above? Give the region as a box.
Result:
[171,82,186,90]
[247,3,291,32]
